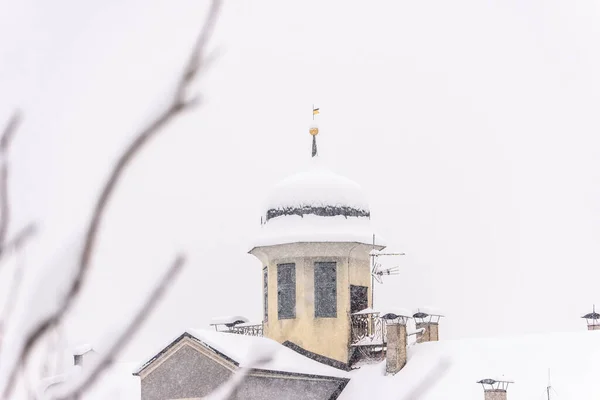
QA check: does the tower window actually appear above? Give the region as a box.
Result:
[277,263,296,319]
[263,267,268,321]
[315,262,337,318]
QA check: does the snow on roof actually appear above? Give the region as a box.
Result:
[234,322,262,328]
[185,329,348,378]
[351,307,379,315]
[265,156,370,213]
[477,376,514,384]
[407,327,425,336]
[413,306,444,317]
[39,362,139,400]
[251,214,385,248]
[381,308,412,319]
[370,249,405,256]
[209,316,249,326]
[73,344,93,356]
[341,331,600,400]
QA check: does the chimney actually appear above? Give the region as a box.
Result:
[477,378,513,400]
[381,311,411,375]
[413,307,443,343]
[582,305,600,331]
[73,344,95,367]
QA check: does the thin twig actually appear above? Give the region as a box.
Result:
[0,111,22,260]
[75,0,221,308]
[203,351,276,400]
[0,112,21,152]
[0,224,36,354]
[48,255,185,400]
[1,223,35,256]
[0,2,221,398]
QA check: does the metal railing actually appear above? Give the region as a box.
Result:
[351,312,386,346]
[229,323,263,337]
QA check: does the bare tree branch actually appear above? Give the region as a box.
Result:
[75,0,221,307]
[0,112,21,152]
[203,351,276,400]
[0,2,221,397]
[0,111,22,260]
[2,223,36,255]
[0,223,37,354]
[48,255,185,400]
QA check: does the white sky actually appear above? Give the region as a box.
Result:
[2,0,600,364]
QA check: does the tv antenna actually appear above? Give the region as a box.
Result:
[370,234,405,308]
[545,368,560,399]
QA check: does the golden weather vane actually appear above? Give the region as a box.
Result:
[310,105,319,157]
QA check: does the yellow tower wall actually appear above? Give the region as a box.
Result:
[250,242,381,364]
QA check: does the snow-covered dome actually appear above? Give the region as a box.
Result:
[251,156,384,248]
[264,156,370,221]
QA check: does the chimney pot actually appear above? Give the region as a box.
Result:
[413,307,443,343]
[73,344,95,367]
[582,305,600,330]
[477,378,512,400]
[384,315,409,375]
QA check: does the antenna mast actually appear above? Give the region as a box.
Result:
[547,369,551,400]
[369,234,405,309]
[371,234,375,308]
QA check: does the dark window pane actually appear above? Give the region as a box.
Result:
[263,267,268,321]
[315,262,337,318]
[350,285,368,314]
[277,263,296,319]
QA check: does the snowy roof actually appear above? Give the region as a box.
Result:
[369,249,405,256]
[235,322,263,328]
[581,311,600,319]
[135,329,348,379]
[412,306,444,317]
[209,316,249,326]
[381,308,412,319]
[352,307,379,315]
[73,344,93,356]
[477,377,514,384]
[340,330,600,400]
[38,362,139,400]
[265,156,370,213]
[188,329,348,378]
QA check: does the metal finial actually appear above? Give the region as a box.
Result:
[310,105,319,157]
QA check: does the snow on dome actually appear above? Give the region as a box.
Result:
[251,156,384,248]
[264,156,370,219]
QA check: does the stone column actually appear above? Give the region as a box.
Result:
[385,322,407,375]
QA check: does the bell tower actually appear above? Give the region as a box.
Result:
[249,113,384,365]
